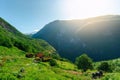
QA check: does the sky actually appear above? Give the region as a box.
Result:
[0,0,120,33]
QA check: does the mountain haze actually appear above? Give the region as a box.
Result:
[33,15,120,61]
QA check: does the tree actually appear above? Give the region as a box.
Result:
[98,62,112,72]
[75,54,93,72]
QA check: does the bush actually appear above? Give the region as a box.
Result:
[75,54,93,72]
[114,67,120,72]
[98,62,112,72]
[49,59,57,66]
[0,35,12,48]
[51,52,61,60]
[0,73,17,80]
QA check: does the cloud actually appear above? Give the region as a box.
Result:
[34,29,39,32]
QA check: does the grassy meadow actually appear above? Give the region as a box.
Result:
[0,46,120,80]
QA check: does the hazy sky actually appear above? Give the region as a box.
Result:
[0,0,120,33]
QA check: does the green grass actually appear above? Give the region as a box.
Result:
[0,46,79,80]
[0,46,90,80]
[101,73,120,80]
[0,46,120,80]
[56,60,76,70]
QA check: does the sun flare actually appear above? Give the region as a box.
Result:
[62,0,114,19]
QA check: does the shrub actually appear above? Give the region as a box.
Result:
[0,35,12,48]
[114,67,120,72]
[51,53,61,60]
[75,54,93,72]
[98,62,112,72]
[49,59,57,66]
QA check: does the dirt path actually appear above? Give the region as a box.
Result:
[63,70,83,75]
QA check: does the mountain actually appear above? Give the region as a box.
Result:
[33,15,120,61]
[0,17,56,55]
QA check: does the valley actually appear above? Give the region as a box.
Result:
[0,16,120,80]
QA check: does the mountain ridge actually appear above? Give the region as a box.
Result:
[0,17,57,55]
[33,15,120,61]
[0,17,24,36]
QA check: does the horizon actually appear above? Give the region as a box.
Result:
[0,0,120,33]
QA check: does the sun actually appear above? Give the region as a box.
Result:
[62,0,114,19]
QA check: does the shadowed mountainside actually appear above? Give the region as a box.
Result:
[33,15,120,61]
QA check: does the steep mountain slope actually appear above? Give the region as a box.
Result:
[0,18,23,36]
[0,17,56,55]
[33,15,120,61]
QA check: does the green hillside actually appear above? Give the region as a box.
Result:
[0,17,56,55]
[0,46,120,80]
[0,18,23,37]
[0,17,120,80]
[0,46,86,80]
